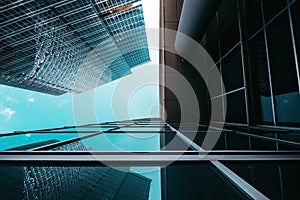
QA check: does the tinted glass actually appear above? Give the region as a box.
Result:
[221,45,244,92]
[244,0,264,37]
[266,11,300,124]
[165,163,247,200]
[219,5,240,56]
[226,90,247,123]
[0,165,160,200]
[262,0,288,23]
[224,161,300,200]
[249,32,274,123]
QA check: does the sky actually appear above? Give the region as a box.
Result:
[0,0,160,133]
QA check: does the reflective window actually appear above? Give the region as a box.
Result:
[224,161,300,199]
[266,11,300,124]
[221,45,244,92]
[249,32,274,123]
[226,90,247,123]
[244,0,264,37]
[262,0,288,23]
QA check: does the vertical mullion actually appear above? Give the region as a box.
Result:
[260,0,277,126]
[237,0,250,126]
[216,10,226,122]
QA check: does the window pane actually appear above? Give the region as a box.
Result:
[79,133,161,151]
[262,0,288,23]
[206,34,220,63]
[208,63,222,98]
[224,161,300,200]
[244,0,264,37]
[266,11,300,124]
[218,0,236,23]
[221,45,244,92]
[0,133,85,150]
[164,163,247,200]
[249,32,274,123]
[291,0,300,84]
[219,5,240,56]
[226,90,247,123]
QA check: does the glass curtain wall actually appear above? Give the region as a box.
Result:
[202,0,300,127]
[1,118,300,199]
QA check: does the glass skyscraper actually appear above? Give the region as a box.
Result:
[1,140,151,200]
[0,0,150,95]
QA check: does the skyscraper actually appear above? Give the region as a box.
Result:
[0,0,150,95]
[0,140,151,200]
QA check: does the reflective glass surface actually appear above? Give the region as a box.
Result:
[0,165,161,200]
[0,133,86,151]
[224,161,300,199]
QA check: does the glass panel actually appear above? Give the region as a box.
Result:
[262,0,288,23]
[0,133,86,151]
[208,64,222,98]
[46,127,113,132]
[164,163,247,199]
[274,92,300,124]
[249,32,274,123]
[210,95,225,121]
[244,0,264,37]
[226,133,250,150]
[249,137,278,150]
[182,130,298,151]
[206,14,218,42]
[76,133,190,151]
[226,90,247,123]
[221,45,244,92]
[278,132,300,143]
[266,11,300,124]
[219,4,240,56]
[291,0,300,68]
[0,165,160,200]
[218,0,236,24]
[206,14,220,62]
[161,133,193,150]
[206,34,220,63]
[116,127,164,132]
[224,161,300,200]
[79,133,161,151]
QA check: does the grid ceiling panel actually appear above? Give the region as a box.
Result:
[0,0,149,95]
[103,5,149,68]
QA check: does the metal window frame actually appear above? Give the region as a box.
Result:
[2,118,300,199]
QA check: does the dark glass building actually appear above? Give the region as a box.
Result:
[0,0,150,95]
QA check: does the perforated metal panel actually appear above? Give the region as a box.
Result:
[0,0,150,95]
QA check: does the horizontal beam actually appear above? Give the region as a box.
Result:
[0,151,300,165]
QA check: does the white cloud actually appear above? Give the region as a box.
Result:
[6,96,18,104]
[27,95,35,103]
[0,107,16,121]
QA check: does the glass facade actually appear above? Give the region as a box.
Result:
[202,0,300,127]
[1,118,300,199]
[0,0,150,95]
